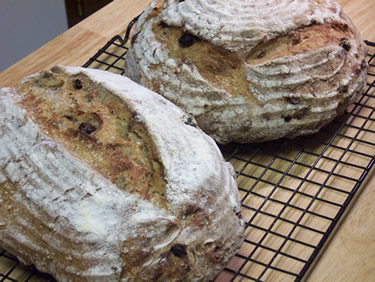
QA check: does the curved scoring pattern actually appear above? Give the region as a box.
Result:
[247,46,346,97]
[161,0,342,55]
[0,66,244,281]
[124,0,368,144]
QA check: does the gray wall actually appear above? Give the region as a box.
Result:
[0,0,68,72]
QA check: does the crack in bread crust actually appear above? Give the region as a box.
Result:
[0,66,245,281]
[152,22,251,101]
[124,0,368,144]
[16,67,167,208]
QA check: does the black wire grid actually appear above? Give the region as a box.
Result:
[0,20,374,282]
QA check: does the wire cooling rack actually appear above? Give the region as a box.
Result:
[0,20,374,282]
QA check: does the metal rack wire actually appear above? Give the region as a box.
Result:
[0,21,374,282]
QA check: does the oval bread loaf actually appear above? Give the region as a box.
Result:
[124,0,368,144]
[0,66,244,281]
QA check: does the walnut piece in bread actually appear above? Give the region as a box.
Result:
[0,66,244,281]
[124,0,368,144]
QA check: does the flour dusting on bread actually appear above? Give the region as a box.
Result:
[125,0,368,144]
[0,66,244,281]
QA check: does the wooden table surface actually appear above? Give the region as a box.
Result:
[0,0,374,281]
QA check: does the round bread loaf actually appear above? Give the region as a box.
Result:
[124,0,368,144]
[0,66,244,281]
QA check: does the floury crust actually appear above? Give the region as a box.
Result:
[124,0,368,144]
[0,66,244,281]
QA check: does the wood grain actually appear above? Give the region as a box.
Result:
[338,0,375,42]
[0,0,151,88]
[0,0,374,281]
[306,1,375,276]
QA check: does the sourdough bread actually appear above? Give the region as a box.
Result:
[0,66,244,281]
[124,0,368,144]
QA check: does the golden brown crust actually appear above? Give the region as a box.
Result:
[247,22,352,65]
[16,67,167,208]
[152,23,251,100]
[124,0,368,144]
[0,66,244,281]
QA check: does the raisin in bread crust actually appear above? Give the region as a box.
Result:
[0,66,244,281]
[124,0,368,144]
